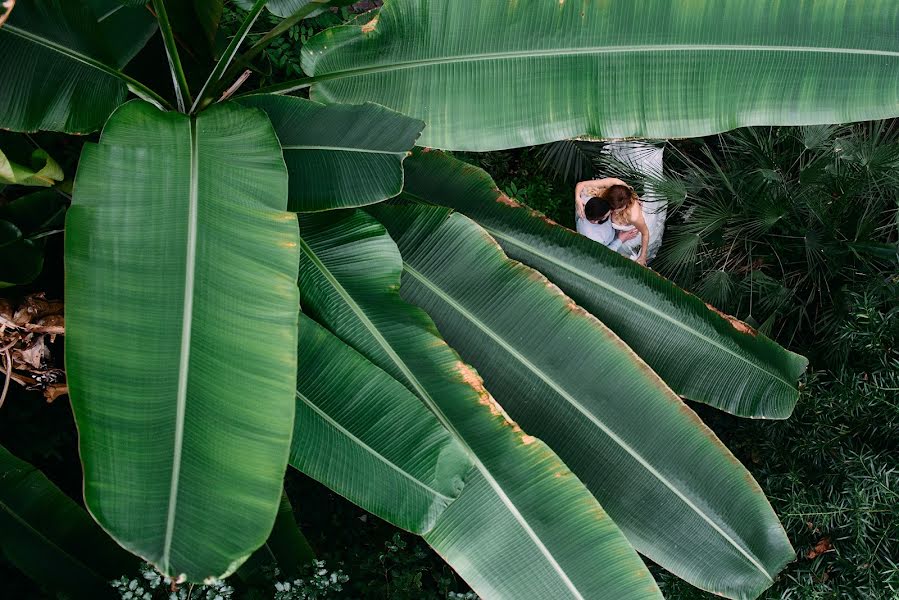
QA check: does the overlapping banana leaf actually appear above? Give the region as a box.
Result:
[1,445,139,598]
[370,202,794,599]
[299,210,662,600]
[301,0,899,150]
[401,150,807,418]
[292,313,471,534]
[66,100,300,581]
[0,0,157,133]
[239,95,423,211]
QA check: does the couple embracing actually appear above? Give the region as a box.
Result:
[574,178,650,266]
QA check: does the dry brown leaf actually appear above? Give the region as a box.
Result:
[43,383,68,403]
[806,537,832,559]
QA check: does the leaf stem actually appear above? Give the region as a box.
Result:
[190,0,268,113]
[151,0,192,112]
[216,0,327,93]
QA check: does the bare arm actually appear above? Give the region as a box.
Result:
[631,206,650,266]
[575,178,628,220]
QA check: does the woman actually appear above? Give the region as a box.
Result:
[575,178,650,265]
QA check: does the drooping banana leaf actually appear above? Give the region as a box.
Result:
[65,100,300,581]
[291,313,471,534]
[401,149,807,418]
[300,0,899,150]
[265,490,315,577]
[0,0,158,133]
[299,210,662,600]
[0,445,139,598]
[369,201,794,599]
[238,95,424,211]
[0,147,63,187]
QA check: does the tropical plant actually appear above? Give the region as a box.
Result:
[2,1,898,599]
[618,124,899,352]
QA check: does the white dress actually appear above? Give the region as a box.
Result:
[602,142,667,263]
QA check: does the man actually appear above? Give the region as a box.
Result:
[576,195,640,250]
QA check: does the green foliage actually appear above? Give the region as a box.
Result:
[5,2,894,599]
[651,124,898,357]
[221,3,355,89]
[454,148,575,227]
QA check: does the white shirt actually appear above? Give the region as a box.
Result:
[575,215,615,245]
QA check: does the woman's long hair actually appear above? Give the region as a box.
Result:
[601,184,639,221]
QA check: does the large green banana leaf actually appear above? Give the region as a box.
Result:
[292,313,471,534]
[1,445,139,598]
[65,100,300,581]
[401,150,807,418]
[298,210,662,600]
[238,95,423,211]
[369,202,794,599]
[301,0,899,150]
[0,0,157,133]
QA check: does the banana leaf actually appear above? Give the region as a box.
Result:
[400,149,807,418]
[239,95,423,211]
[301,0,899,150]
[369,201,794,599]
[65,100,300,581]
[292,313,471,534]
[299,209,662,600]
[0,0,157,133]
[1,445,139,599]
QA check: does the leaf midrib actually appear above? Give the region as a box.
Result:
[2,25,123,81]
[160,115,200,573]
[302,237,586,599]
[485,227,796,395]
[295,391,454,502]
[282,145,406,156]
[399,188,796,404]
[401,262,773,582]
[309,43,899,82]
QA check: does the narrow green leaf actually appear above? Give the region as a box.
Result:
[0,0,160,132]
[402,150,808,419]
[66,100,300,581]
[292,313,470,534]
[369,201,795,599]
[238,95,423,211]
[299,210,662,600]
[301,0,899,150]
[265,490,315,577]
[191,0,266,112]
[151,0,192,111]
[0,445,139,598]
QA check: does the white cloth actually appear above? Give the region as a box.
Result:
[575,215,615,245]
[602,142,667,262]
